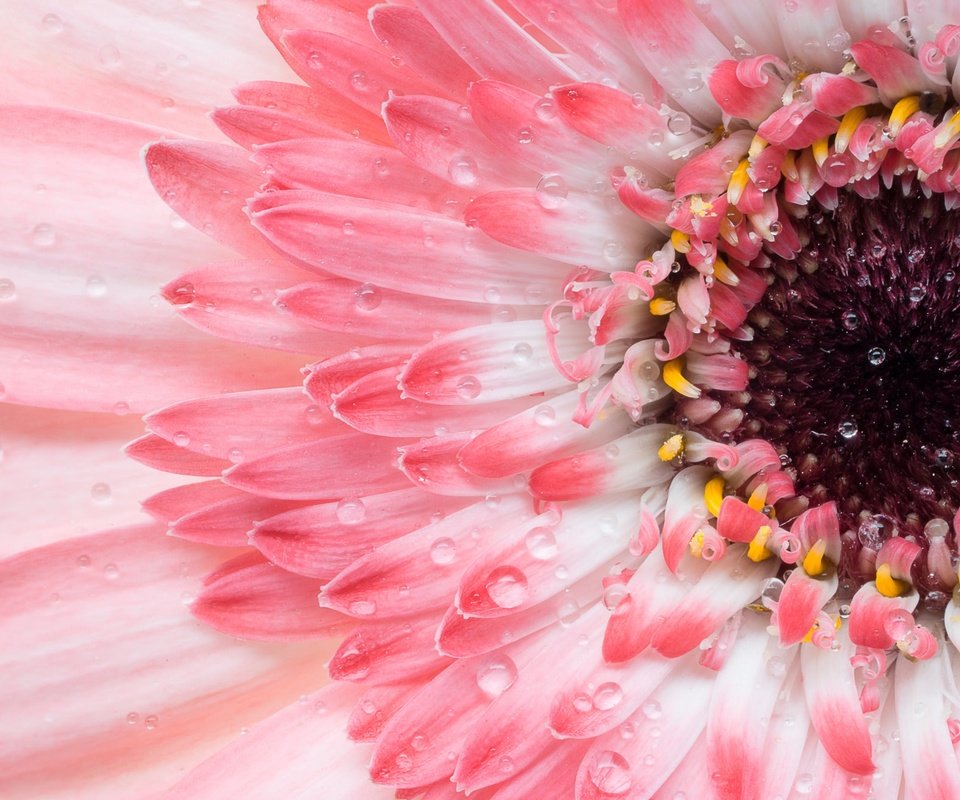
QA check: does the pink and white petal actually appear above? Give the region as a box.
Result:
[467,80,622,186]
[619,0,730,125]
[777,569,839,646]
[369,5,481,100]
[895,646,960,800]
[706,614,795,800]
[399,320,569,404]
[774,0,850,73]
[145,139,275,258]
[487,739,592,800]
[257,0,379,53]
[651,548,779,658]
[399,432,519,496]
[163,683,394,799]
[168,492,307,548]
[748,667,809,800]
[848,583,918,650]
[574,663,715,800]
[2,1,290,139]
[0,107,302,413]
[383,94,536,192]
[650,732,718,800]
[304,344,412,406]
[211,104,349,149]
[329,614,451,684]
[800,633,875,775]
[0,405,183,557]
[661,465,712,573]
[145,387,337,461]
[0,525,333,800]
[906,0,959,46]
[716,496,773,543]
[334,367,542,438]
[322,497,535,618]
[125,434,231,477]
[142,480,242,524]
[252,488,468,580]
[460,390,635,478]
[161,259,368,354]
[254,138,465,210]
[222,433,409,499]
[691,0,785,58]
[837,0,905,42]
[248,190,559,304]
[192,552,350,641]
[348,683,419,743]
[850,40,945,106]
[467,188,659,271]
[415,0,579,93]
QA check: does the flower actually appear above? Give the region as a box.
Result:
[9,0,960,798]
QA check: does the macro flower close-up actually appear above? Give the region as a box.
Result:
[8,0,960,797]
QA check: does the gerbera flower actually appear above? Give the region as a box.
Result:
[8,0,960,797]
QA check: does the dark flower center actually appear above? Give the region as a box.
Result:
[734,188,960,572]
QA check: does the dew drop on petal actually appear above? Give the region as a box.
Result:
[172,431,191,447]
[588,751,632,795]
[429,537,456,565]
[534,404,556,426]
[103,563,120,580]
[448,154,479,187]
[867,347,886,365]
[485,566,529,608]
[642,699,662,719]
[512,341,533,364]
[838,420,858,439]
[593,682,624,710]
[336,497,366,525]
[126,712,139,725]
[524,527,558,559]
[0,279,16,301]
[354,283,382,311]
[455,375,482,399]
[348,599,377,616]
[536,173,568,210]
[90,482,112,504]
[31,223,57,248]
[41,13,64,33]
[841,310,859,330]
[475,653,518,697]
[144,715,159,731]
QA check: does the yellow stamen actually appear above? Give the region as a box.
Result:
[876,563,910,598]
[689,195,714,217]
[663,359,701,399]
[649,297,676,316]
[727,159,750,204]
[748,134,768,159]
[689,529,706,558]
[747,525,774,562]
[811,137,829,167]
[671,229,691,253]
[713,257,740,286]
[801,614,841,644]
[935,108,960,148]
[704,475,725,517]
[889,95,921,136]
[835,106,867,154]
[657,433,685,462]
[802,538,828,577]
[780,151,799,182]
[747,483,768,512]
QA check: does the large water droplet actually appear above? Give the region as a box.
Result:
[336,497,366,525]
[536,173,568,210]
[455,375,482,400]
[593,682,624,711]
[524,527,558,560]
[475,654,518,697]
[867,347,886,365]
[429,537,457,565]
[485,566,529,608]
[0,279,16,301]
[448,154,479,187]
[588,751,632,795]
[354,283,382,311]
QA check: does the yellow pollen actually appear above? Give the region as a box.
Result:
[689,529,706,558]
[649,297,676,316]
[689,195,714,217]
[704,475,725,517]
[889,95,922,136]
[663,358,701,398]
[876,563,910,598]
[835,106,867,154]
[671,229,691,253]
[780,151,799,182]
[747,525,774,562]
[658,433,685,462]
[811,137,829,167]
[935,108,960,148]
[747,483,768,511]
[727,159,750,203]
[713,257,740,286]
[748,134,768,159]
[802,538,829,577]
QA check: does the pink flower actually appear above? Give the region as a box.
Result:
[8,1,960,798]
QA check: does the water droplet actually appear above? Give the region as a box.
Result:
[588,751,632,795]
[336,497,366,525]
[86,275,107,298]
[517,127,534,145]
[172,431,191,447]
[348,599,377,616]
[667,112,691,135]
[90,482,112,504]
[602,240,624,264]
[603,583,628,610]
[341,220,355,236]
[144,714,159,730]
[41,13,64,33]
[534,98,556,121]
[535,173,568,210]
[841,310,859,330]
[838,420,858,439]
[349,70,368,92]
[448,154,479,187]
[31,223,57,248]
[103,563,120,580]
[593,682,623,711]
[429,537,457,565]
[169,282,195,305]
[767,656,787,678]
[925,518,950,538]
[0,279,16,301]
[909,285,926,303]
[354,283,382,311]
[485,566,529,608]
[524,527,558,560]
[794,772,813,794]
[534,404,556,427]
[77,554,92,568]
[557,598,580,625]
[512,342,533,364]
[867,347,886,365]
[476,654,518,697]
[98,45,123,70]
[126,712,139,725]
[455,375,482,400]
[642,699,662,719]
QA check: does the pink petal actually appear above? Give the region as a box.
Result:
[773,0,849,72]
[222,433,409,499]
[484,739,590,800]
[125,433,230,477]
[169,492,307,547]
[305,344,411,406]
[801,634,875,775]
[850,40,945,105]
[252,488,468,580]
[329,614,451,683]
[716,496,772,543]
[399,432,518,496]
[849,584,918,650]
[777,568,839,646]
[192,552,350,640]
[211,104,347,149]
[0,524,333,799]
[348,683,419,743]
[248,189,559,304]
